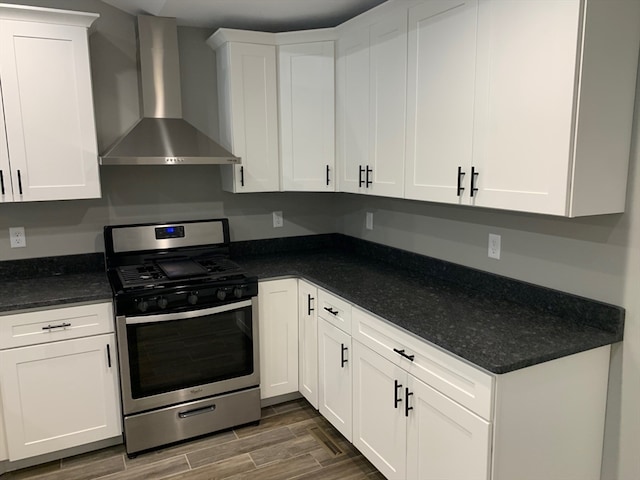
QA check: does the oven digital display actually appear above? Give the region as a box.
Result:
[155,226,185,239]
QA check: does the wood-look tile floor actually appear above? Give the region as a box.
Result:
[3,399,384,480]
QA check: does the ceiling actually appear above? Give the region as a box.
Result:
[100,0,388,31]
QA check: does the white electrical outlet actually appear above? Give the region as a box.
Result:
[366,212,373,230]
[10,227,26,248]
[273,211,283,228]
[488,233,501,260]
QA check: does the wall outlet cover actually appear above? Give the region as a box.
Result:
[366,212,373,230]
[10,227,26,248]
[488,233,501,260]
[273,211,283,228]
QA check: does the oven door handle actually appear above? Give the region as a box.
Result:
[124,299,253,325]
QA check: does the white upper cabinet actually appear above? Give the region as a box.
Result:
[279,42,335,191]
[337,9,407,197]
[209,36,280,193]
[0,5,100,203]
[336,26,370,194]
[404,0,478,204]
[471,0,640,216]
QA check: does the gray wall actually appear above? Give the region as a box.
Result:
[0,1,638,479]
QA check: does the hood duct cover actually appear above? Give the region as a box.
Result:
[100,15,239,165]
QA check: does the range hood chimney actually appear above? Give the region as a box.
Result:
[100,15,239,165]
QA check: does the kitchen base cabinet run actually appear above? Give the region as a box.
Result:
[0,302,121,462]
[300,281,613,480]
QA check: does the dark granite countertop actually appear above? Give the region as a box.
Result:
[0,254,112,313]
[231,236,624,375]
[0,237,623,375]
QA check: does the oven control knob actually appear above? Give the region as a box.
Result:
[187,293,198,305]
[157,297,168,309]
[216,289,227,301]
[233,287,244,299]
[137,300,149,313]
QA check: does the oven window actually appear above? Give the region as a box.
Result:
[126,305,254,398]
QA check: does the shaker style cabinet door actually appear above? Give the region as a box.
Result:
[298,280,319,408]
[0,17,100,202]
[336,25,370,194]
[279,42,335,192]
[215,41,280,193]
[336,9,406,198]
[406,375,491,480]
[352,340,407,480]
[318,318,352,441]
[258,279,299,399]
[471,0,580,215]
[404,0,477,204]
[0,334,121,461]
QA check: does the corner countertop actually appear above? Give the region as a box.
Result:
[233,244,623,375]
[0,239,623,375]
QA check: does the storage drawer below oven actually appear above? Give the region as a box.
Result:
[123,386,261,455]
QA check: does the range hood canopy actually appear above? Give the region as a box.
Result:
[100,15,239,165]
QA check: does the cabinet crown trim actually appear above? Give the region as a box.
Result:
[0,3,99,28]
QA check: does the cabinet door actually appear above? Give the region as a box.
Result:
[0,88,11,202]
[280,42,335,192]
[0,20,100,201]
[405,0,477,204]
[318,318,352,441]
[258,279,298,399]
[471,0,581,215]
[367,10,407,198]
[0,334,121,461]
[406,375,491,480]
[221,42,280,193]
[353,340,407,480]
[336,25,370,194]
[298,280,318,408]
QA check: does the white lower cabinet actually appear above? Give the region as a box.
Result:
[258,279,299,399]
[298,280,319,408]
[296,281,610,480]
[318,318,352,441]
[0,302,120,462]
[406,375,490,480]
[353,340,407,479]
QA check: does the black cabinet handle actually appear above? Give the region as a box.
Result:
[456,166,465,197]
[405,388,414,417]
[366,166,373,188]
[470,166,479,197]
[17,169,22,195]
[240,166,244,187]
[394,379,403,408]
[393,348,415,361]
[326,165,330,186]
[307,294,314,315]
[358,165,365,187]
[42,322,72,331]
[324,306,338,316]
[0,170,4,195]
[107,344,112,368]
[340,343,348,367]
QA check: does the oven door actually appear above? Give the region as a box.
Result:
[116,297,259,415]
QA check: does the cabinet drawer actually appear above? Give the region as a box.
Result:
[352,307,493,420]
[317,289,352,334]
[0,302,114,349]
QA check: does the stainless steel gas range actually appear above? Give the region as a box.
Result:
[103,218,260,456]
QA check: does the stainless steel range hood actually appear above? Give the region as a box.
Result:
[100,15,239,165]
